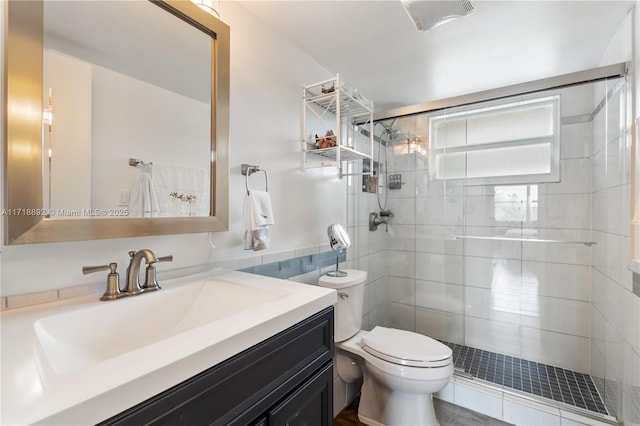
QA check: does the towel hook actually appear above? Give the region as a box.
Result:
[241,163,269,195]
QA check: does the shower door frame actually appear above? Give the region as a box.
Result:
[373,62,628,123]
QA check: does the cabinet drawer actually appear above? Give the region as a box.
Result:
[100,307,334,426]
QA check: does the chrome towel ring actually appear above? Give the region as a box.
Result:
[241,163,269,195]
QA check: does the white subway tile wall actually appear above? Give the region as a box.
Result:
[338,80,639,422]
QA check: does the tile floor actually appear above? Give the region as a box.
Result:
[443,341,608,416]
[334,396,513,426]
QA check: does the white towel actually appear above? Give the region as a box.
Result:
[244,190,275,251]
[128,172,159,217]
[152,163,209,217]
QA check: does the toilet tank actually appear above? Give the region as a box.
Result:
[319,269,367,342]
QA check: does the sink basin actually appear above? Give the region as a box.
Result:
[34,276,284,374]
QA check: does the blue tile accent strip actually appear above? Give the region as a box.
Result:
[633,272,640,298]
[240,250,347,280]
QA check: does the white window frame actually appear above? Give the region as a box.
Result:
[428,95,560,186]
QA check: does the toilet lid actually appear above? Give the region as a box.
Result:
[361,327,453,368]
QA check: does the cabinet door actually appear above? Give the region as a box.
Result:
[269,363,333,426]
[99,308,333,426]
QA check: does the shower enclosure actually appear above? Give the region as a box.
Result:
[349,64,633,421]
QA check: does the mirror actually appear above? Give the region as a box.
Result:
[4,0,229,244]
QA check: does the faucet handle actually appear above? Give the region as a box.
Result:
[141,254,173,292]
[82,262,122,301]
[154,255,173,263]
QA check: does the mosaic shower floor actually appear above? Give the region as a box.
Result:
[442,341,609,416]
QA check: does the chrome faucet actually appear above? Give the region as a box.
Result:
[83,249,173,300]
[369,212,389,232]
[124,249,158,295]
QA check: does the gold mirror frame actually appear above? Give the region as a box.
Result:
[3,0,229,244]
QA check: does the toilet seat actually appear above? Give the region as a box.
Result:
[361,327,452,368]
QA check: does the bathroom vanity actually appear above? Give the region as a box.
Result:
[100,307,334,425]
[0,270,336,425]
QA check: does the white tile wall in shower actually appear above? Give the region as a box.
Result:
[415,252,464,285]
[356,224,370,257]
[464,286,522,326]
[386,196,416,225]
[387,150,416,173]
[443,312,465,344]
[365,304,387,331]
[605,324,624,388]
[347,195,357,227]
[387,301,414,331]
[560,122,593,160]
[366,277,387,314]
[464,256,520,289]
[592,187,625,235]
[415,307,445,340]
[415,196,464,226]
[520,297,590,337]
[559,84,595,117]
[386,224,416,252]
[415,225,463,256]
[604,94,624,147]
[367,250,387,282]
[522,261,590,301]
[464,316,521,357]
[387,276,415,305]
[521,233,592,265]
[414,169,429,197]
[463,194,498,228]
[538,159,591,195]
[357,195,379,227]
[536,194,591,230]
[415,279,464,314]
[521,327,591,372]
[592,268,608,312]
[369,230,387,259]
[592,141,627,193]
[415,171,463,198]
[463,226,523,260]
[386,173,416,200]
[605,279,625,338]
[592,230,625,285]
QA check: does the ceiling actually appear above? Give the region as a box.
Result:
[236,0,634,113]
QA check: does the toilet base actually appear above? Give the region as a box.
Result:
[357,375,440,426]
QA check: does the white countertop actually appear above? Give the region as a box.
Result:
[0,269,336,425]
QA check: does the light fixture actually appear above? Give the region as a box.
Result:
[401,0,474,32]
[190,0,220,18]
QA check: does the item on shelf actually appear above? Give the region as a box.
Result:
[325,130,336,147]
[321,83,335,94]
[315,130,337,149]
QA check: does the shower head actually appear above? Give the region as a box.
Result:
[401,0,474,32]
[375,118,398,140]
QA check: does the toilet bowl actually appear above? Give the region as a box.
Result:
[320,270,453,426]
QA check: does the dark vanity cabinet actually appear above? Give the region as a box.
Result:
[99,307,334,426]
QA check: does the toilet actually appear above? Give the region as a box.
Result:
[320,270,453,426]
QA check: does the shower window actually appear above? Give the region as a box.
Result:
[494,185,538,223]
[429,95,560,185]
